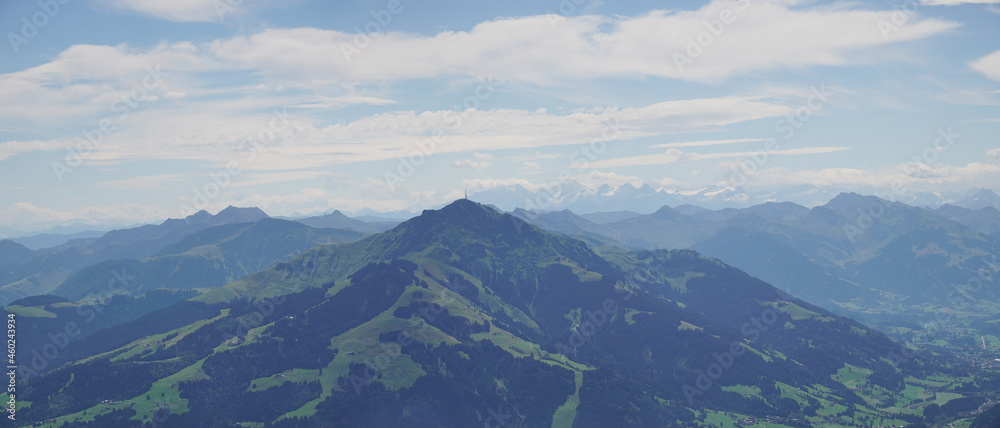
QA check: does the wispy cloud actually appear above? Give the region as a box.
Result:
[227,170,332,187]
[206,2,958,84]
[971,50,1000,82]
[651,138,770,149]
[101,174,186,190]
[93,0,266,22]
[578,147,851,169]
[921,0,1000,5]
[453,153,494,172]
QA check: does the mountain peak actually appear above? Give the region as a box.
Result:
[652,205,683,218]
[383,199,545,255]
[822,192,893,215]
[213,206,269,224]
[429,198,502,221]
[957,187,1000,210]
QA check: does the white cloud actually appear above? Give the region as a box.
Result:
[227,171,331,187]
[205,1,958,84]
[0,140,65,162]
[571,171,645,189]
[94,0,255,22]
[921,0,1000,4]
[736,162,1000,193]
[521,162,543,172]
[988,148,1000,163]
[452,155,494,172]
[461,178,538,192]
[101,174,186,190]
[971,50,1000,82]
[453,153,495,171]
[17,94,785,172]
[290,95,399,109]
[580,146,851,169]
[651,138,770,149]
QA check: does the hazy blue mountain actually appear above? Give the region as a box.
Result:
[12,200,971,427]
[52,219,364,301]
[693,194,1000,326]
[90,206,270,261]
[10,230,107,251]
[934,204,1000,235]
[0,207,272,305]
[468,181,996,214]
[510,208,629,248]
[956,188,1000,210]
[505,193,1000,329]
[0,239,36,268]
[596,205,724,249]
[4,220,365,376]
[294,210,398,233]
[578,210,642,224]
[752,183,840,208]
[692,227,879,308]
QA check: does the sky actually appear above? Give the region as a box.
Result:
[0,0,998,236]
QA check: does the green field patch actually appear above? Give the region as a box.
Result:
[677,320,703,332]
[247,368,320,392]
[551,370,583,427]
[771,302,834,322]
[664,271,704,293]
[4,305,56,318]
[723,384,762,399]
[742,342,772,363]
[931,392,963,406]
[623,309,652,325]
[815,403,847,417]
[833,364,872,389]
[776,382,811,407]
[907,375,951,388]
[698,409,795,427]
[88,309,229,364]
[324,279,353,297]
[0,393,30,412]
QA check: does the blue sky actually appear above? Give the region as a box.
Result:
[0,0,998,235]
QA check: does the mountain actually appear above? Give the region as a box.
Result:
[12,200,983,427]
[0,239,36,268]
[6,219,364,385]
[935,204,1000,235]
[510,208,627,248]
[956,188,1000,211]
[90,206,270,261]
[507,193,1000,331]
[9,230,107,251]
[294,210,398,233]
[696,194,1000,326]
[603,205,724,249]
[578,210,641,224]
[52,218,365,301]
[470,181,971,213]
[0,207,273,305]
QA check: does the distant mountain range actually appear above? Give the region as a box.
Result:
[510,192,1000,332]
[12,200,985,427]
[0,206,391,306]
[472,182,1000,213]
